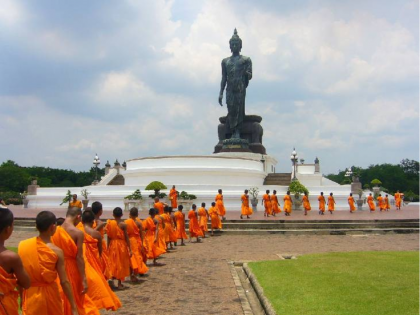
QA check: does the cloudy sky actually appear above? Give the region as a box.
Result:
[0,0,418,175]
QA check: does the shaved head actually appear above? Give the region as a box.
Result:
[66,206,82,218]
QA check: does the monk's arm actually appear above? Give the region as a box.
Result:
[136,221,145,244]
[121,224,132,257]
[12,254,30,289]
[94,220,106,232]
[56,249,79,315]
[75,232,88,294]
[93,231,102,256]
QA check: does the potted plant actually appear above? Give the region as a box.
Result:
[288,180,309,210]
[60,190,72,206]
[177,190,197,210]
[20,191,29,208]
[145,181,168,207]
[356,189,364,210]
[124,189,144,211]
[249,187,259,212]
[80,189,90,210]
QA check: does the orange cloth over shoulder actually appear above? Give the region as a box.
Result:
[188,210,203,237]
[328,196,335,211]
[125,218,149,275]
[215,194,226,216]
[348,196,356,212]
[241,195,252,216]
[318,195,326,212]
[385,197,390,210]
[283,195,292,213]
[174,211,188,240]
[169,189,178,208]
[0,265,19,315]
[263,194,272,215]
[154,202,165,215]
[105,220,130,281]
[198,207,208,231]
[394,193,401,207]
[367,195,376,211]
[92,221,111,280]
[208,206,222,229]
[19,237,63,315]
[51,226,99,315]
[142,217,165,259]
[302,195,311,211]
[378,196,385,211]
[155,215,167,252]
[69,200,82,209]
[161,213,172,243]
[271,195,281,213]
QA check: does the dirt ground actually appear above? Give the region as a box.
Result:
[7,230,419,315]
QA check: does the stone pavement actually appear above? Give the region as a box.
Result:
[6,228,419,315]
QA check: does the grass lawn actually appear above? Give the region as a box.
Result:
[249,251,419,315]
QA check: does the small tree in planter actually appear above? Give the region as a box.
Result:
[80,189,90,210]
[177,191,197,210]
[145,181,167,207]
[288,180,309,210]
[124,189,143,211]
[249,187,259,212]
[60,190,73,206]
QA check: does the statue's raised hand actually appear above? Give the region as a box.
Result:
[218,94,223,106]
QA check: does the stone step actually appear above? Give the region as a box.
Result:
[263,173,292,185]
[210,228,419,235]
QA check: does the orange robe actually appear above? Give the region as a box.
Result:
[385,197,390,210]
[69,200,82,209]
[0,266,18,315]
[19,237,63,315]
[348,196,356,212]
[263,194,272,215]
[318,195,326,212]
[328,196,335,211]
[142,217,165,259]
[135,218,149,263]
[208,206,222,229]
[161,213,172,243]
[188,210,203,237]
[92,221,111,280]
[168,215,178,243]
[105,220,130,281]
[174,211,188,239]
[283,195,292,213]
[303,195,311,211]
[169,188,178,208]
[241,195,252,216]
[271,195,281,213]
[51,226,99,315]
[215,194,226,216]
[125,218,149,275]
[368,195,376,211]
[155,215,167,252]
[198,207,208,232]
[394,193,401,208]
[154,202,165,215]
[378,196,385,211]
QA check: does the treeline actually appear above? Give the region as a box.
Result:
[326,159,419,201]
[0,160,104,204]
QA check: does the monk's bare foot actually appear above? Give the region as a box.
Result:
[240,215,243,219]
[247,216,250,219]
[130,275,139,283]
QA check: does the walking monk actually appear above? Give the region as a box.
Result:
[164,207,177,249]
[367,193,376,212]
[318,192,326,215]
[262,190,272,217]
[378,194,386,212]
[169,185,178,209]
[90,202,111,280]
[208,202,222,236]
[174,205,188,246]
[327,193,336,214]
[69,194,83,210]
[385,194,390,211]
[302,192,311,215]
[106,207,132,290]
[51,207,99,315]
[19,211,78,315]
[142,209,165,265]
[188,204,203,242]
[271,190,281,216]
[241,190,252,219]
[125,207,149,281]
[0,208,30,315]
[394,190,402,210]
[283,191,292,216]
[215,189,226,220]
[348,193,356,213]
[154,197,166,215]
[198,203,209,237]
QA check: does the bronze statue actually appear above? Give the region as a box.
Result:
[218,29,252,139]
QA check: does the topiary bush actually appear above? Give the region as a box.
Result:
[178,191,197,200]
[288,180,309,199]
[145,181,168,199]
[371,179,382,187]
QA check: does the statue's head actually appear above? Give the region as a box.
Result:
[229,28,242,53]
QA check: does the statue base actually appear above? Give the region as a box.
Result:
[220,138,252,153]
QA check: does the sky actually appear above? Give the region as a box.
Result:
[0,0,418,175]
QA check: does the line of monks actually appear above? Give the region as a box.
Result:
[0,196,225,315]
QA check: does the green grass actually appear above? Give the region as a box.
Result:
[249,251,419,315]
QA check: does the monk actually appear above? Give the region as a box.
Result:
[240,190,252,219]
[51,207,99,315]
[0,208,30,315]
[318,192,326,215]
[283,191,292,216]
[198,203,209,237]
[262,190,272,217]
[90,201,111,280]
[367,193,376,212]
[19,211,78,315]
[188,204,203,242]
[208,202,222,236]
[169,185,178,209]
[155,211,167,252]
[105,207,132,290]
[168,207,178,247]
[69,194,82,209]
[271,190,281,215]
[154,197,166,215]
[394,190,401,210]
[162,206,175,250]
[348,193,356,213]
[215,189,226,220]
[174,205,188,246]
[142,208,165,265]
[327,193,335,214]
[302,192,311,215]
[385,194,390,211]
[125,207,148,281]
[378,194,386,212]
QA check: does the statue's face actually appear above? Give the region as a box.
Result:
[230,39,241,53]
